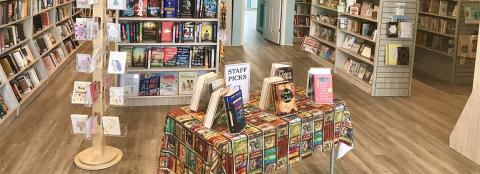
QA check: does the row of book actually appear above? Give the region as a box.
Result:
[294,3,310,15]
[57,19,74,39]
[42,47,65,74]
[313,12,337,26]
[33,12,50,34]
[0,45,36,78]
[338,16,376,38]
[418,16,455,36]
[341,35,374,60]
[294,16,310,27]
[0,0,29,25]
[385,44,410,65]
[34,33,58,56]
[33,0,54,14]
[120,0,217,18]
[348,1,378,20]
[301,37,335,63]
[0,24,26,52]
[314,25,335,43]
[64,37,80,54]
[420,0,458,17]
[120,71,201,96]
[342,59,373,84]
[56,7,70,22]
[120,46,216,69]
[416,31,455,55]
[294,29,308,38]
[119,21,217,43]
[10,67,41,101]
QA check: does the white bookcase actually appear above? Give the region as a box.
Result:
[0,0,86,131]
[308,0,419,96]
[294,0,312,42]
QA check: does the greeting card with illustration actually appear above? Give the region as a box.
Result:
[107,0,126,10]
[76,54,94,73]
[71,114,88,134]
[102,116,121,136]
[106,23,121,42]
[107,51,127,74]
[109,87,124,105]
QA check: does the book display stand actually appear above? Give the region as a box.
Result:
[415,0,480,84]
[71,0,123,170]
[113,0,222,106]
[307,0,419,96]
[450,23,480,165]
[0,0,86,131]
[294,0,312,42]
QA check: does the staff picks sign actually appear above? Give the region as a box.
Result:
[224,62,251,103]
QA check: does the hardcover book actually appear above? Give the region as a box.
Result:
[203,0,217,18]
[163,47,177,67]
[183,22,195,42]
[132,47,146,67]
[201,23,214,41]
[163,0,177,18]
[161,22,174,42]
[224,88,246,133]
[179,72,197,95]
[139,72,161,96]
[134,0,148,17]
[176,47,190,67]
[150,47,164,67]
[387,22,398,38]
[313,68,333,104]
[147,0,160,17]
[143,22,158,42]
[160,72,178,95]
[191,46,205,66]
[179,0,194,18]
[121,0,135,16]
[397,47,410,65]
[272,81,297,116]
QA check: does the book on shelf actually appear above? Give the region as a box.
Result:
[33,0,54,13]
[397,47,410,65]
[224,87,246,133]
[178,71,197,95]
[10,69,40,101]
[159,72,179,95]
[272,81,297,116]
[138,72,161,96]
[33,12,50,34]
[343,59,373,84]
[0,24,26,52]
[0,0,30,25]
[147,0,161,17]
[64,38,79,53]
[120,73,140,96]
[57,20,75,38]
[189,72,217,111]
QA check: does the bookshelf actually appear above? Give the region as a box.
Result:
[294,0,312,42]
[415,0,480,84]
[114,0,222,106]
[0,0,86,131]
[308,0,419,96]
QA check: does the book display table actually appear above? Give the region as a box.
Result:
[158,89,354,174]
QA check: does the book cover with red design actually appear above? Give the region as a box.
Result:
[161,22,173,42]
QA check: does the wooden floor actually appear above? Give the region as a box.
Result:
[1,12,480,174]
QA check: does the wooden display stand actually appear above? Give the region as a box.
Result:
[73,0,123,170]
[449,24,480,165]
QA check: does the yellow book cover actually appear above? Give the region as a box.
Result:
[386,44,401,65]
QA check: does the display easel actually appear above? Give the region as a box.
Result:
[449,23,480,165]
[73,0,123,170]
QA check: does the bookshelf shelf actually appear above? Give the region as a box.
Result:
[338,28,375,43]
[39,42,62,57]
[311,35,336,47]
[118,42,217,46]
[7,59,42,81]
[0,39,30,56]
[338,12,378,23]
[294,0,312,42]
[33,6,56,16]
[295,14,310,16]
[57,0,75,7]
[418,12,457,20]
[62,33,75,41]
[337,47,374,65]
[312,3,337,11]
[126,95,193,99]
[126,67,216,72]
[296,2,311,5]
[417,27,455,38]
[0,16,32,30]
[307,0,418,96]
[415,44,454,58]
[117,17,218,22]
[33,25,55,38]
[294,25,310,28]
[57,15,74,24]
[311,19,337,29]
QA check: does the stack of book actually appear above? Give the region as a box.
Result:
[119,21,217,43]
[0,45,35,77]
[0,0,29,25]
[10,68,41,101]
[120,0,218,18]
[0,24,26,52]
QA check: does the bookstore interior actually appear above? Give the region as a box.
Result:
[0,0,480,173]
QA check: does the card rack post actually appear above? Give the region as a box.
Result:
[449,23,480,165]
[73,0,123,170]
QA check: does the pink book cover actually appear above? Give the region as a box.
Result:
[313,73,333,104]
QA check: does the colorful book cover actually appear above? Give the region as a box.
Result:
[323,107,335,152]
[312,108,325,152]
[132,47,146,67]
[176,47,190,67]
[272,81,297,116]
[142,22,158,42]
[201,23,214,41]
[133,0,148,16]
[186,149,196,168]
[160,72,178,95]
[231,134,248,174]
[138,72,161,96]
[224,89,246,133]
[179,0,194,18]
[150,47,164,67]
[202,0,217,18]
[282,114,302,164]
[163,47,177,67]
[183,22,195,42]
[147,0,160,17]
[313,72,333,104]
[191,46,205,66]
[163,0,177,18]
[161,22,174,42]
[178,72,197,95]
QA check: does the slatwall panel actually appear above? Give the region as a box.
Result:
[454,1,478,84]
[373,0,418,96]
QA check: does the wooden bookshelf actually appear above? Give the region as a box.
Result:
[415,0,480,84]
[0,0,87,131]
[115,0,221,106]
[308,0,419,96]
[293,0,311,42]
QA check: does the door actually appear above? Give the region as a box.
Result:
[263,0,282,44]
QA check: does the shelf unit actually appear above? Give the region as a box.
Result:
[114,0,221,106]
[308,0,419,96]
[0,0,86,131]
[415,0,480,84]
[294,0,312,42]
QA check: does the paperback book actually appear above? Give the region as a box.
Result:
[160,72,179,95]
